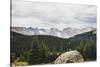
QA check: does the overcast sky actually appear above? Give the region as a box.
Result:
[12,0,97,30]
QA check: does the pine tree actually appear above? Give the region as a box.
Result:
[27,36,42,64]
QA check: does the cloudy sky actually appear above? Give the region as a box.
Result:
[12,0,97,30]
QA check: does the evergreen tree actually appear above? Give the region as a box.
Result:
[27,36,42,64]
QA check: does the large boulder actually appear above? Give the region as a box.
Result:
[53,50,84,64]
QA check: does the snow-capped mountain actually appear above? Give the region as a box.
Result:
[61,27,80,38]
[11,27,96,38]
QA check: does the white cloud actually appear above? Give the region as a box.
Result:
[12,0,97,30]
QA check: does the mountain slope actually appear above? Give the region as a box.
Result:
[10,31,69,56]
[10,30,96,64]
[11,27,96,38]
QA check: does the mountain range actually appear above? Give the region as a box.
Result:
[11,27,96,38]
[10,27,96,62]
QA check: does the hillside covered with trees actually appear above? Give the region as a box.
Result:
[10,30,96,65]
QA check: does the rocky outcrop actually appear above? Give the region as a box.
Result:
[53,50,84,64]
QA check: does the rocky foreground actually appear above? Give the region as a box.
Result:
[53,50,84,64]
[12,50,84,67]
